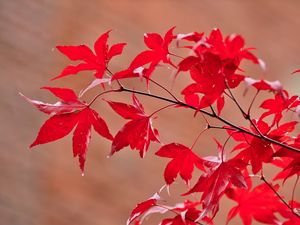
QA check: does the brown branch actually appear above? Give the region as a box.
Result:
[260,176,300,219]
[87,85,300,154]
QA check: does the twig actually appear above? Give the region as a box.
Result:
[260,176,300,219]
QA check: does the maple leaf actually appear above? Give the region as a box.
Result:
[155,143,205,185]
[20,87,86,115]
[177,29,261,112]
[244,77,282,93]
[260,91,299,125]
[160,201,213,225]
[160,208,204,225]
[127,193,161,225]
[231,120,298,176]
[111,27,176,81]
[181,53,227,110]
[279,200,300,225]
[229,119,275,174]
[272,157,300,183]
[273,135,300,182]
[177,29,259,66]
[132,27,176,68]
[176,31,204,48]
[107,94,159,157]
[183,156,247,218]
[226,181,287,225]
[180,51,245,111]
[52,30,126,80]
[201,28,260,66]
[23,87,113,172]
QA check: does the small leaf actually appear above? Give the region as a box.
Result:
[156,143,205,185]
[127,193,160,225]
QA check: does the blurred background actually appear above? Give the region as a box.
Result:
[1,0,300,224]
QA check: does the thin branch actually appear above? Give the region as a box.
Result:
[148,104,176,118]
[106,68,124,88]
[207,125,237,132]
[86,85,300,154]
[143,75,180,102]
[260,176,300,219]
[121,87,213,117]
[225,81,248,119]
[121,87,300,154]
[247,90,260,116]
[221,131,239,162]
[88,88,122,106]
[105,71,280,154]
[224,81,287,149]
[190,127,209,150]
[169,52,185,59]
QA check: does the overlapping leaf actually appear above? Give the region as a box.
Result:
[22,27,300,225]
[20,87,86,115]
[111,27,176,81]
[155,143,205,185]
[273,135,300,182]
[226,181,288,225]
[177,29,259,112]
[183,156,247,217]
[107,94,159,157]
[260,91,300,125]
[23,87,113,172]
[160,201,213,225]
[228,119,275,174]
[127,193,161,225]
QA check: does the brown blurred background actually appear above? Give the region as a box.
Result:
[1,0,300,224]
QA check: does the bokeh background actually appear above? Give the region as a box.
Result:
[1,0,300,224]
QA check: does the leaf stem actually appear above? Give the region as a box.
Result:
[88,88,122,107]
[190,128,209,150]
[143,75,180,102]
[148,104,176,118]
[247,90,260,116]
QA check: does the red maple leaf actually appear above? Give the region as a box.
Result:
[127,193,161,225]
[160,201,213,225]
[20,87,86,115]
[23,87,113,172]
[279,201,300,225]
[273,135,300,182]
[178,29,260,112]
[132,27,176,68]
[111,27,176,81]
[175,31,204,48]
[226,181,288,225]
[52,30,126,80]
[106,94,159,157]
[229,119,275,174]
[260,91,300,125]
[155,143,205,185]
[183,156,247,217]
[244,77,283,93]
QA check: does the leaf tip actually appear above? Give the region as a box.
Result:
[292,69,300,75]
[29,141,38,149]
